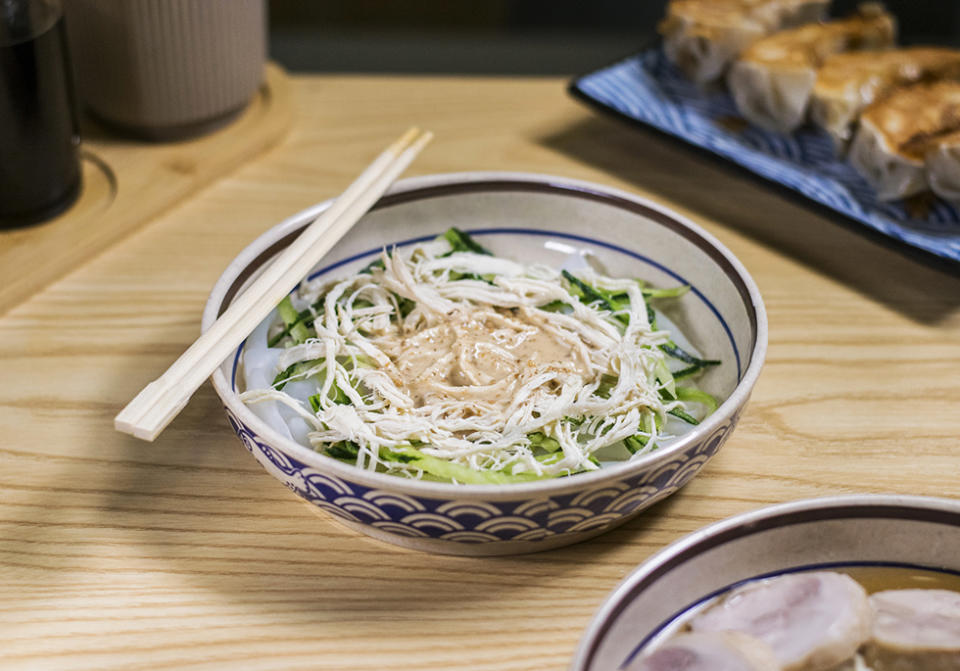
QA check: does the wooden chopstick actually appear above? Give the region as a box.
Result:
[115,127,433,441]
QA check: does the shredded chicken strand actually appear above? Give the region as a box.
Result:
[241,238,705,480]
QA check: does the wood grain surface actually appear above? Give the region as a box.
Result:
[0,64,292,317]
[1,74,959,671]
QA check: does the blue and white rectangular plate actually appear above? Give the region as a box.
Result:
[569,47,960,268]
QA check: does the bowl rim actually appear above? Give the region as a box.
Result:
[203,170,768,500]
[570,493,960,671]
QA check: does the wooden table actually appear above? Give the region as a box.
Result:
[2,74,959,671]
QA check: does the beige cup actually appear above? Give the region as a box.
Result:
[64,0,266,140]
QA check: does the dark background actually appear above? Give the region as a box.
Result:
[269,1,960,75]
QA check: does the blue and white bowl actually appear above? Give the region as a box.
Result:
[203,172,768,555]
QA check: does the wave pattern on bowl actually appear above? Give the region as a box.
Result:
[225,406,741,544]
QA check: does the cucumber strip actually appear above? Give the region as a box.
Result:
[562,270,617,310]
[325,441,360,461]
[528,432,560,452]
[624,412,658,454]
[537,299,572,314]
[308,382,350,412]
[672,364,704,380]
[272,359,323,391]
[385,446,546,484]
[277,295,299,325]
[397,297,415,318]
[640,284,690,299]
[389,292,415,319]
[346,354,376,370]
[675,386,719,414]
[562,270,638,327]
[660,342,721,368]
[331,384,350,405]
[623,435,648,454]
[449,270,497,285]
[359,257,386,274]
[272,363,298,390]
[310,292,329,313]
[595,374,617,399]
[276,294,326,346]
[268,308,315,347]
[442,227,493,256]
[655,357,676,399]
[289,321,312,344]
[668,407,700,425]
[272,296,313,345]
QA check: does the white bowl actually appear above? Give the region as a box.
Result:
[203,172,767,555]
[571,495,960,670]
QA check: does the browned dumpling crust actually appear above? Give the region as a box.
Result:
[659,0,829,85]
[849,80,960,200]
[811,47,960,150]
[727,3,896,133]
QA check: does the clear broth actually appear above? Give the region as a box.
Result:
[839,564,960,594]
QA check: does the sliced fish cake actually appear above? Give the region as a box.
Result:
[811,47,960,151]
[628,631,782,671]
[659,0,829,86]
[863,589,960,671]
[849,80,960,200]
[689,571,873,671]
[727,2,896,133]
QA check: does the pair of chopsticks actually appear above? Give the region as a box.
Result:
[115,127,433,441]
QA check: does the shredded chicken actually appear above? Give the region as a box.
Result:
[241,236,706,481]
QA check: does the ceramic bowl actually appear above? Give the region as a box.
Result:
[571,494,960,671]
[203,172,767,556]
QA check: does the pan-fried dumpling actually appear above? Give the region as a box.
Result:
[849,81,960,201]
[810,48,960,151]
[727,3,896,133]
[659,0,830,86]
[926,129,960,203]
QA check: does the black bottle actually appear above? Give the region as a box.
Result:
[0,0,80,227]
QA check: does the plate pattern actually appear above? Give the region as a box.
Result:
[224,406,741,544]
[571,48,960,263]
